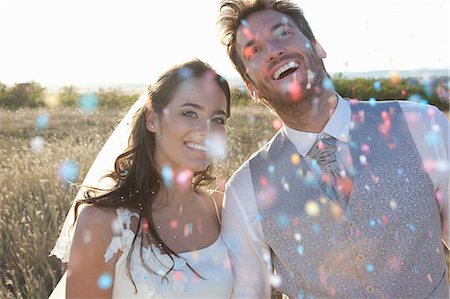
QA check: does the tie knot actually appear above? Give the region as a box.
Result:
[308,136,337,167]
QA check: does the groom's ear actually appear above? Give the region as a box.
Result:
[145,109,158,133]
[245,81,258,100]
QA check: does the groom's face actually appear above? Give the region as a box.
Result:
[235,9,326,107]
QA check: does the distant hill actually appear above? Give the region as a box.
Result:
[332,68,449,79]
[45,68,448,92]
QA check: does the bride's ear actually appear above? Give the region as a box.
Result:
[145,109,158,133]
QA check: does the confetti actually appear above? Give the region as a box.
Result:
[36,113,49,130]
[205,131,227,160]
[58,160,79,184]
[389,200,397,209]
[272,118,283,130]
[161,164,173,188]
[183,223,192,237]
[79,93,98,113]
[31,136,45,152]
[269,274,282,287]
[97,273,112,290]
[359,155,368,166]
[291,153,301,165]
[322,78,333,90]
[360,144,371,155]
[373,81,381,92]
[170,220,178,229]
[305,200,320,217]
[289,76,302,101]
[178,67,192,79]
[389,70,400,85]
[176,169,193,191]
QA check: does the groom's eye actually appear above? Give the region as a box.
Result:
[243,46,259,60]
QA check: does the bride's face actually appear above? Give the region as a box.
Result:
[149,77,228,174]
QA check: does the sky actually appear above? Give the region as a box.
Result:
[0,0,449,88]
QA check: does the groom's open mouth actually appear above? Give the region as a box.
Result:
[272,61,300,80]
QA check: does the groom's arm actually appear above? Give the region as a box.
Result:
[222,164,272,299]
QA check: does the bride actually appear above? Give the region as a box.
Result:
[49,59,233,298]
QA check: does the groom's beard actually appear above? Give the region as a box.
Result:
[255,66,326,120]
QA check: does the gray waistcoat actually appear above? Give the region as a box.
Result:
[249,101,448,298]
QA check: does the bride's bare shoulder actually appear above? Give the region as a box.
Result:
[74,205,119,236]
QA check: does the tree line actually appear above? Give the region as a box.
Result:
[0,75,448,111]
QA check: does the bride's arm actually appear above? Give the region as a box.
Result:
[66,205,119,298]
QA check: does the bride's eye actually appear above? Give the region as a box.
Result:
[183,111,198,119]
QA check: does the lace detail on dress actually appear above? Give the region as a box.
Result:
[106,207,205,297]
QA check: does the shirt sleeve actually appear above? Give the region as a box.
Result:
[221,163,272,299]
[399,101,450,248]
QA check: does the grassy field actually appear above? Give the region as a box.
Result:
[0,105,448,298]
[0,104,276,298]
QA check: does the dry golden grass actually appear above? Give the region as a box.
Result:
[0,104,277,298]
[0,104,448,298]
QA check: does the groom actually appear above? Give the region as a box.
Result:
[218,0,449,298]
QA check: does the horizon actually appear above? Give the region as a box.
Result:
[5,68,448,93]
[0,0,449,87]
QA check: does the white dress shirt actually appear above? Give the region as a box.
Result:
[222,96,450,298]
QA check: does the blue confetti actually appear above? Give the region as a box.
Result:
[369,219,376,227]
[58,160,79,183]
[369,97,376,106]
[322,78,333,90]
[179,67,192,79]
[256,214,264,222]
[297,245,304,255]
[36,113,49,130]
[278,214,289,228]
[97,273,112,290]
[311,223,320,234]
[397,168,404,177]
[268,164,275,173]
[305,42,311,49]
[408,224,416,231]
[161,164,173,188]
[367,263,375,272]
[425,131,439,146]
[373,81,381,92]
[240,19,249,27]
[79,93,99,113]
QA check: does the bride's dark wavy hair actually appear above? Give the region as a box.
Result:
[73,59,231,290]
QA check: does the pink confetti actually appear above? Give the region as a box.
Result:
[174,271,183,281]
[272,118,283,130]
[423,159,436,173]
[175,169,193,191]
[435,190,444,206]
[427,273,433,284]
[142,217,149,234]
[243,27,254,40]
[361,144,371,155]
[289,80,302,101]
[427,107,435,118]
[170,220,178,229]
[382,215,388,225]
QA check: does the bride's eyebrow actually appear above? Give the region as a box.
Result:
[179,103,202,110]
[179,103,227,116]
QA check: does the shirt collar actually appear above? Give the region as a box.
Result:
[282,94,351,157]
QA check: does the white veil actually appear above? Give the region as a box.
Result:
[50,95,146,263]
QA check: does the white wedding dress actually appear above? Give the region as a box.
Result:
[49,96,233,298]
